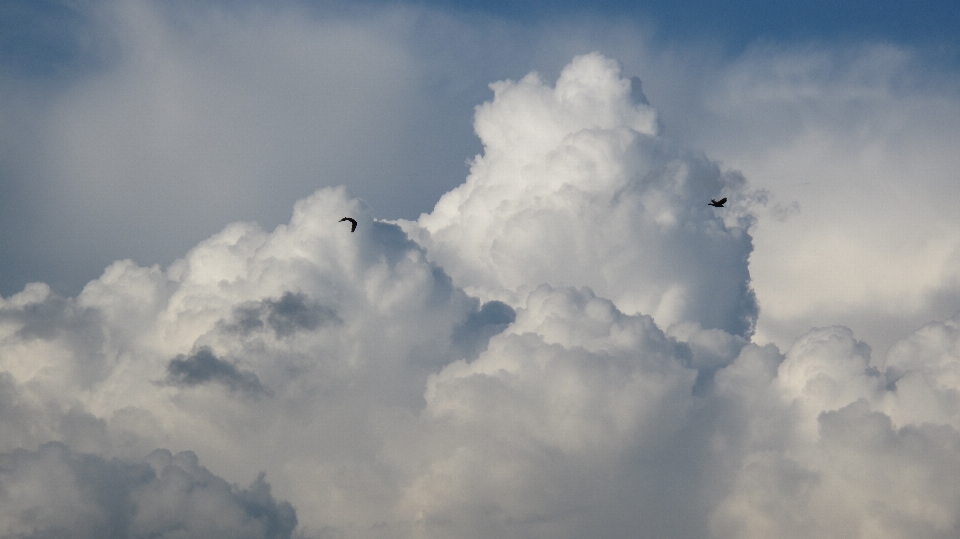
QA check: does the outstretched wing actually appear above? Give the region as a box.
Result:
[339,217,358,232]
[718,197,727,205]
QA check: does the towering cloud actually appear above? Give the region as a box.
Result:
[405,53,759,337]
[0,186,505,535]
[1,53,960,539]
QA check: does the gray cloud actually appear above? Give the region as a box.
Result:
[165,347,268,396]
[0,283,109,387]
[0,442,296,539]
[227,292,340,338]
[451,300,516,360]
[0,288,96,342]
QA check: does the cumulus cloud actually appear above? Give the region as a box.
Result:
[0,442,296,539]
[2,50,960,539]
[710,321,960,539]
[404,52,760,337]
[0,184,496,534]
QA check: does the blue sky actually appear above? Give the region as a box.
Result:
[423,0,960,46]
[4,0,960,78]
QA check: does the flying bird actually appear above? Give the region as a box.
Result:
[708,197,727,208]
[339,217,357,232]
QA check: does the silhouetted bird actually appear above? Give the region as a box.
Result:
[339,217,357,232]
[708,197,727,208]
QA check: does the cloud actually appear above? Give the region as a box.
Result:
[450,299,516,361]
[0,442,297,539]
[4,1,960,375]
[2,48,960,539]
[405,285,702,538]
[675,42,960,354]
[164,347,269,396]
[709,319,960,539]
[404,52,760,337]
[0,0,493,295]
[224,292,341,339]
[0,183,505,534]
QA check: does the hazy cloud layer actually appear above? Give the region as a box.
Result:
[224,292,341,339]
[2,47,960,539]
[679,42,960,354]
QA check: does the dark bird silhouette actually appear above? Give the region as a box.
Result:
[708,197,727,208]
[339,217,357,232]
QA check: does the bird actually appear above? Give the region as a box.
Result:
[339,217,357,232]
[708,197,727,208]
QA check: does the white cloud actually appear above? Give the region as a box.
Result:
[0,185,500,534]
[3,40,960,539]
[711,318,960,539]
[5,2,960,366]
[404,285,699,538]
[405,52,760,337]
[679,42,960,354]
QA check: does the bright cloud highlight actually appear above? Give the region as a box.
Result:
[406,53,759,337]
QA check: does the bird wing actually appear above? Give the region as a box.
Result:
[339,217,358,232]
[719,197,727,204]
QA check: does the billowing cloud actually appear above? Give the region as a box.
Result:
[0,184,499,534]
[404,53,760,337]
[710,321,960,539]
[1,50,960,539]
[0,442,296,539]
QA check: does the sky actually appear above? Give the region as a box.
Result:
[2,1,960,537]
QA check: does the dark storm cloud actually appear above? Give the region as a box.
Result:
[0,442,297,539]
[165,347,268,396]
